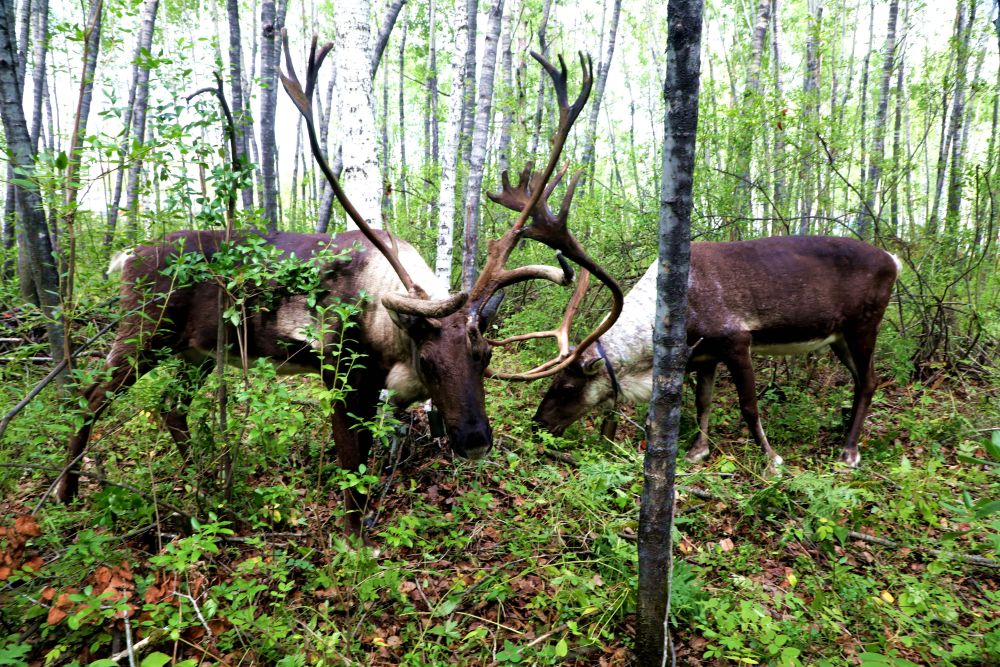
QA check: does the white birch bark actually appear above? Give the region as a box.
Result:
[434,6,470,281]
[122,0,159,239]
[460,0,505,291]
[336,0,382,230]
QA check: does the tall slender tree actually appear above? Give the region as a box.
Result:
[337,0,382,230]
[857,0,899,238]
[580,0,622,178]
[226,0,253,210]
[461,0,505,291]
[636,0,703,663]
[435,3,471,282]
[259,0,287,232]
[0,0,63,363]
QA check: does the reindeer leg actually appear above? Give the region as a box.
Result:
[723,340,784,475]
[831,331,878,468]
[161,357,215,461]
[60,341,155,502]
[685,360,718,464]
[327,370,383,539]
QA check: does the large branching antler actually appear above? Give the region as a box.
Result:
[472,52,624,381]
[278,33,467,318]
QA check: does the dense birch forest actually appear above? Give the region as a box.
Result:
[0,0,998,664]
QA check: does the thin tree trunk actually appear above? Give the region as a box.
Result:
[121,0,159,241]
[854,0,875,219]
[337,0,382,230]
[397,7,408,212]
[434,1,470,282]
[27,0,47,153]
[735,0,772,218]
[495,0,516,174]
[62,0,103,307]
[890,49,904,235]
[259,0,287,233]
[457,0,478,177]
[381,46,391,223]
[528,0,552,155]
[226,0,253,210]
[945,2,980,238]
[636,0,702,662]
[581,0,622,178]
[0,0,63,364]
[798,0,822,235]
[424,0,438,166]
[927,1,966,236]
[371,0,406,77]
[857,0,898,238]
[460,0,504,291]
[771,0,786,216]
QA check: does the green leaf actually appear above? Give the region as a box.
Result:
[985,431,1000,461]
[87,660,119,667]
[555,638,569,657]
[55,151,69,170]
[973,500,1000,519]
[140,653,172,667]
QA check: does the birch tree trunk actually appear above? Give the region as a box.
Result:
[857,0,898,238]
[495,0,516,174]
[397,8,408,211]
[27,0,47,153]
[337,0,382,230]
[3,0,29,278]
[424,0,438,166]
[370,0,406,77]
[928,0,970,237]
[259,0,286,232]
[457,0,478,174]
[637,0,702,662]
[0,0,64,363]
[460,0,504,291]
[435,4,471,282]
[62,0,103,306]
[226,0,253,210]
[798,0,821,235]
[580,0,622,176]
[735,0,771,218]
[945,2,980,238]
[528,0,553,155]
[771,0,786,216]
[121,0,159,240]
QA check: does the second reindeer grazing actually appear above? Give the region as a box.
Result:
[534,236,900,473]
[59,36,622,536]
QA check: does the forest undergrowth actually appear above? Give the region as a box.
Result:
[1,334,997,666]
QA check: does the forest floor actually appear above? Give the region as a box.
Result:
[1,357,998,666]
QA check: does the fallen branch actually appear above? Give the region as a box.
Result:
[847,530,999,569]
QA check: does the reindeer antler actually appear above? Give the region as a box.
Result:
[471,52,624,381]
[279,33,468,318]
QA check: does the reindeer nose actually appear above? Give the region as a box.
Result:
[452,425,492,460]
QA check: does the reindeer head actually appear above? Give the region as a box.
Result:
[281,36,623,460]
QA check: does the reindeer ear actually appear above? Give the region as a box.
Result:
[582,357,604,376]
[477,291,506,333]
[387,310,442,339]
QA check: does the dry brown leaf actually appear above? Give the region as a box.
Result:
[719,538,735,552]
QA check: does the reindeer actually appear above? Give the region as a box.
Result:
[59,39,624,535]
[533,236,901,472]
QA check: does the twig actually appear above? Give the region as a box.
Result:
[109,629,165,663]
[172,591,213,636]
[847,530,999,569]
[542,448,577,465]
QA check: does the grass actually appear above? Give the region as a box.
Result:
[1,348,998,665]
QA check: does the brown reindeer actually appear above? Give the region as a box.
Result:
[533,236,901,472]
[60,40,624,535]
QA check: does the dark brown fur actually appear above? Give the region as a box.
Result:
[535,236,900,470]
[62,230,495,534]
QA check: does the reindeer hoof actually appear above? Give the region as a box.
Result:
[684,445,709,464]
[839,450,861,468]
[763,455,784,478]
